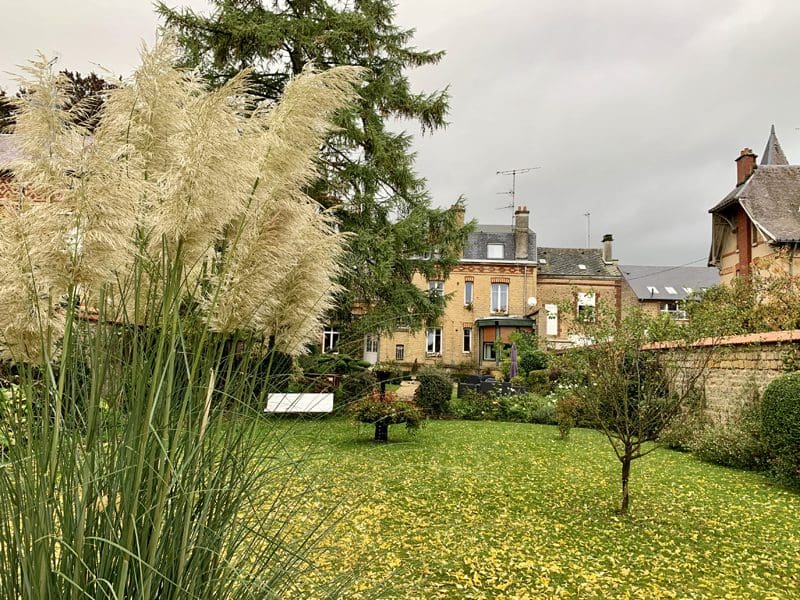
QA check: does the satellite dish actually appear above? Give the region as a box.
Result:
[527,296,537,307]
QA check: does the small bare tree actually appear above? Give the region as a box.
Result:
[566,307,714,514]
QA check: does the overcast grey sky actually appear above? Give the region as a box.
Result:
[3,0,800,266]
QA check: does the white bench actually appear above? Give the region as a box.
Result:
[265,393,333,413]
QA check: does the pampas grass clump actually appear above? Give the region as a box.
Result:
[0,39,362,598]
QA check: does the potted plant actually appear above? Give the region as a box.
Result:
[351,389,425,442]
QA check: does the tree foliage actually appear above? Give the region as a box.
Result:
[687,266,800,337]
[158,0,471,340]
[566,307,713,513]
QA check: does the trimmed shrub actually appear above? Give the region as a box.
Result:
[527,370,551,396]
[415,367,452,417]
[336,369,378,410]
[762,372,800,478]
[555,395,579,439]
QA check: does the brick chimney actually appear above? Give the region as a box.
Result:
[451,203,465,228]
[514,206,530,260]
[736,148,757,186]
[602,233,614,263]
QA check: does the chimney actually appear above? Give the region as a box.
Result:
[736,148,757,185]
[451,203,465,228]
[602,233,614,263]
[514,206,530,260]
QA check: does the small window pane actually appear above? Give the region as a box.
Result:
[464,280,474,305]
[426,328,442,354]
[487,244,504,259]
[395,344,405,360]
[463,328,472,353]
[482,342,496,361]
[428,280,444,297]
[491,283,509,312]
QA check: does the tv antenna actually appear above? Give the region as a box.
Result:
[496,166,541,218]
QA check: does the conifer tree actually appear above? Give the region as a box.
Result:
[158,0,470,346]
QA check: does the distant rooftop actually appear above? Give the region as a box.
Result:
[537,247,620,278]
[620,264,719,301]
[463,224,537,262]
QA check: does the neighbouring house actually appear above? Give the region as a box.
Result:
[620,264,719,321]
[708,125,800,284]
[536,234,623,349]
[371,206,624,369]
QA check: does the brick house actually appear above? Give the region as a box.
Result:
[374,206,623,369]
[708,126,800,284]
[620,264,719,320]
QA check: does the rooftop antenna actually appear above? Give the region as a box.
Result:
[496,167,541,221]
[584,212,591,248]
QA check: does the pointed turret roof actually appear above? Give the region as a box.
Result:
[761,124,789,165]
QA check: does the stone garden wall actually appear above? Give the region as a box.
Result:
[651,330,800,423]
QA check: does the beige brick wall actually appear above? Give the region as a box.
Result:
[535,277,621,346]
[378,263,537,369]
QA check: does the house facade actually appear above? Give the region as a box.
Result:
[708,126,800,284]
[620,264,719,320]
[373,206,623,369]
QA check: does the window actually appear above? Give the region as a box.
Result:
[545,304,559,336]
[365,336,378,353]
[323,327,339,353]
[487,244,504,259]
[578,264,587,270]
[538,258,547,265]
[647,286,659,295]
[395,344,405,361]
[661,301,688,321]
[463,328,472,353]
[664,286,677,295]
[464,280,474,305]
[491,283,509,312]
[482,342,497,361]
[577,292,596,322]
[426,328,442,354]
[428,280,444,297]
[683,287,693,295]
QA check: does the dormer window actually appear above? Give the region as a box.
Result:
[487,244,504,259]
[665,286,677,294]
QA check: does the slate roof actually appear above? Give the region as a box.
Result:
[709,165,800,242]
[463,224,537,262]
[761,125,788,166]
[536,247,621,278]
[709,127,800,243]
[620,265,719,301]
[0,134,20,170]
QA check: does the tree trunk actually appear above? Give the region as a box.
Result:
[374,421,388,443]
[620,452,632,514]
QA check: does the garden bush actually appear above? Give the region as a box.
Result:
[415,367,452,417]
[761,372,800,479]
[336,369,378,410]
[350,390,425,442]
[449,390,555,425]
[527,370,551,395]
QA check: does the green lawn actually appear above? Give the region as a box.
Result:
[268,418,800,599]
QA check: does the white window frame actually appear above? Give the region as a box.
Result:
[464,280,474,305]
[365,335,378,353]
[487,244,504,259]
[323,327,340,353]
[661,301,688,321]
[428,280,444,297]
[491,283,509,312]
[463,328,472,353]
[426,328,442,355]
[395,344,405,361]
[545,304,559,336]
[482,342,496,361]
[577,292,596,322]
